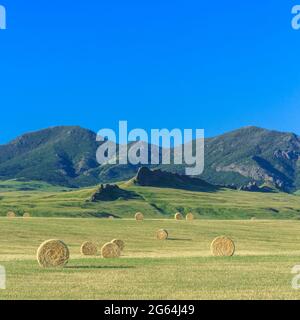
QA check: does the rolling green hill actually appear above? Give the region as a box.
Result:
[0,180,300,219]
[0,179,70,192]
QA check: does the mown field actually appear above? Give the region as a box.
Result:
[1,218,300,299]
[0,180,300,219]
[1,180,300,299]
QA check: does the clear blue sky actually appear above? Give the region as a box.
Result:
[0,0,299,143]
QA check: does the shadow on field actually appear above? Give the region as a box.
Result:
[65,265,135,270]
[167,238,192,241]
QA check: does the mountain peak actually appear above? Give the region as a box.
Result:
[9,125,94,144]
[0,126,99,187]
[0,125,299,191]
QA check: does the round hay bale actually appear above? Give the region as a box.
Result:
[211,236,235,257]
[174,212,183,220]
[186,213,194,221]
[111,239,125,251]
[251,217,256,221]
[23,212,30,218]
[80,241,98,256]
[135,212,144,221]
[7,211,16,218]
[157,229,168,240]
[101,242,121,258]
[37,239,69,268]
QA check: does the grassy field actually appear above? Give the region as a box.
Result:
[1,181,300,299]
[0,180,300,219]
[1,217,300,300]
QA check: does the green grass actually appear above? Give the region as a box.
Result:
[0,178,300,219]
[0,181,300,299]
[129,185,300,219]
[0,179,70,192]
[0,181,300,219]
[1,218,300,299]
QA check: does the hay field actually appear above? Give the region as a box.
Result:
[1,218,300,300]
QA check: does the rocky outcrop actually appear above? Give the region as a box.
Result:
[238,181,274,193]
[239,182,260,192]
[90,184,140,202]
[134,167,216,191]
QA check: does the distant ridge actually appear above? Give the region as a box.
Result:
[200,126,300,192]
[0,125,299,191]
[0,126,101,187]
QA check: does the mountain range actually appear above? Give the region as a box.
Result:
[0,125,299,192]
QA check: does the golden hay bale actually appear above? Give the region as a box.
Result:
[37,239,69,268]
[211,236,235,257]
[111,239,125,251]
[251,217,256,221]
[156,229,168,240]
[80,241,98,256]
[101,242,121,258]
[23,212,30,218]
[186,213,194,221]
[174,212,183,220]
[135,212,144,221]
[7,211,16,218]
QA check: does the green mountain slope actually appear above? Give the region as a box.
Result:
[201,126,300,191]
[0,125,299,191]
[0,126,101,187]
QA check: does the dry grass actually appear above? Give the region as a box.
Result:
[157,229,168,240]
[135,212,144,221]
[2,219,300,299]
[211,236,235,257]
[37,239,69,268]
[80,241,98,256]
[174,212,183,220]
[7,211,16,218]
[23,212,30,218]
[186,213,194,221]
[101,242,121,258]
[111,239,125,251]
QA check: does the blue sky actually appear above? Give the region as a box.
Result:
[0,0,299,143]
